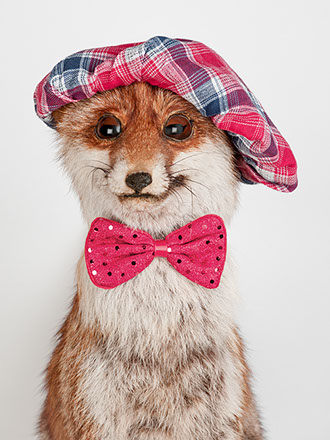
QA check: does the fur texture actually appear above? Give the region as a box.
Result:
[38,82,264,439]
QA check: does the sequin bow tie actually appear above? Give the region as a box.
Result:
[85,214,227,290]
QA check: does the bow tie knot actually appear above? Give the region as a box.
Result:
[85,215,227,290]
[154,240,168,258]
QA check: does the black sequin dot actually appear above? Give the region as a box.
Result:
[142,245,146,250]
[133,234,138,238]
[90,259,94,264]
[115,246,119,250]
[177,259,182,264]
[217,225,222,230]
[188,224,192,229]
[90,239,94,242]
[121,273,125,277]
[210,279,215,284]
[218,246,223,250]
[178,235,182,240]
[219,234,224,239]
[94,227,98,231]
[119,235,123,239]
[201,270,206,275]
[102,262,107,266]
[206,240,210,244]
[107,272,112,276]
[216,256,220,261]
[131,261,136,266]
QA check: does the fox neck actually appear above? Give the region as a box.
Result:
[75,249,238,357]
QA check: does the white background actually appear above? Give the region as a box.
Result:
[1,1,329,439]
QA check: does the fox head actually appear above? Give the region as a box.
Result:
[52,82,239,237]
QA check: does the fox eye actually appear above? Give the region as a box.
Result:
[163,114,193,141]
[96,115,121,139]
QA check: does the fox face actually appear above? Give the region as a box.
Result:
[52,82,239,235]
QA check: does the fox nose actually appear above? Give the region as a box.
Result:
[125,172,152,193]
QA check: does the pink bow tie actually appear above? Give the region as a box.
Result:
[85,215,226,289]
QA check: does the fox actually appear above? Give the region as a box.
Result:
[37,81,264,439]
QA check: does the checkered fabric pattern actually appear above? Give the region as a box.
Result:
[34,36,297,192]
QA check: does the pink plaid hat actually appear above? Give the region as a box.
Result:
[34,36,297,192]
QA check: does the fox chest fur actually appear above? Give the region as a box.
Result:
[41,256,257,440]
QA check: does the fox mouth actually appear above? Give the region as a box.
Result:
[118,174,186,203]
[119,193,165,201]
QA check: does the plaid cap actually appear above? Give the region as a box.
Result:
[34,36,297,192]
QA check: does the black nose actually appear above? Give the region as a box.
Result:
[125,172,152,193]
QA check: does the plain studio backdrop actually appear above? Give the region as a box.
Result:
[1,1,329,439]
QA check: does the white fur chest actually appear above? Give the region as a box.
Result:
[76,254,243,439]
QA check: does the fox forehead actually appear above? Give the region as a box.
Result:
[52,82,227,167]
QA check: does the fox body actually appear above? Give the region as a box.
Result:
[38,82,263,439]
